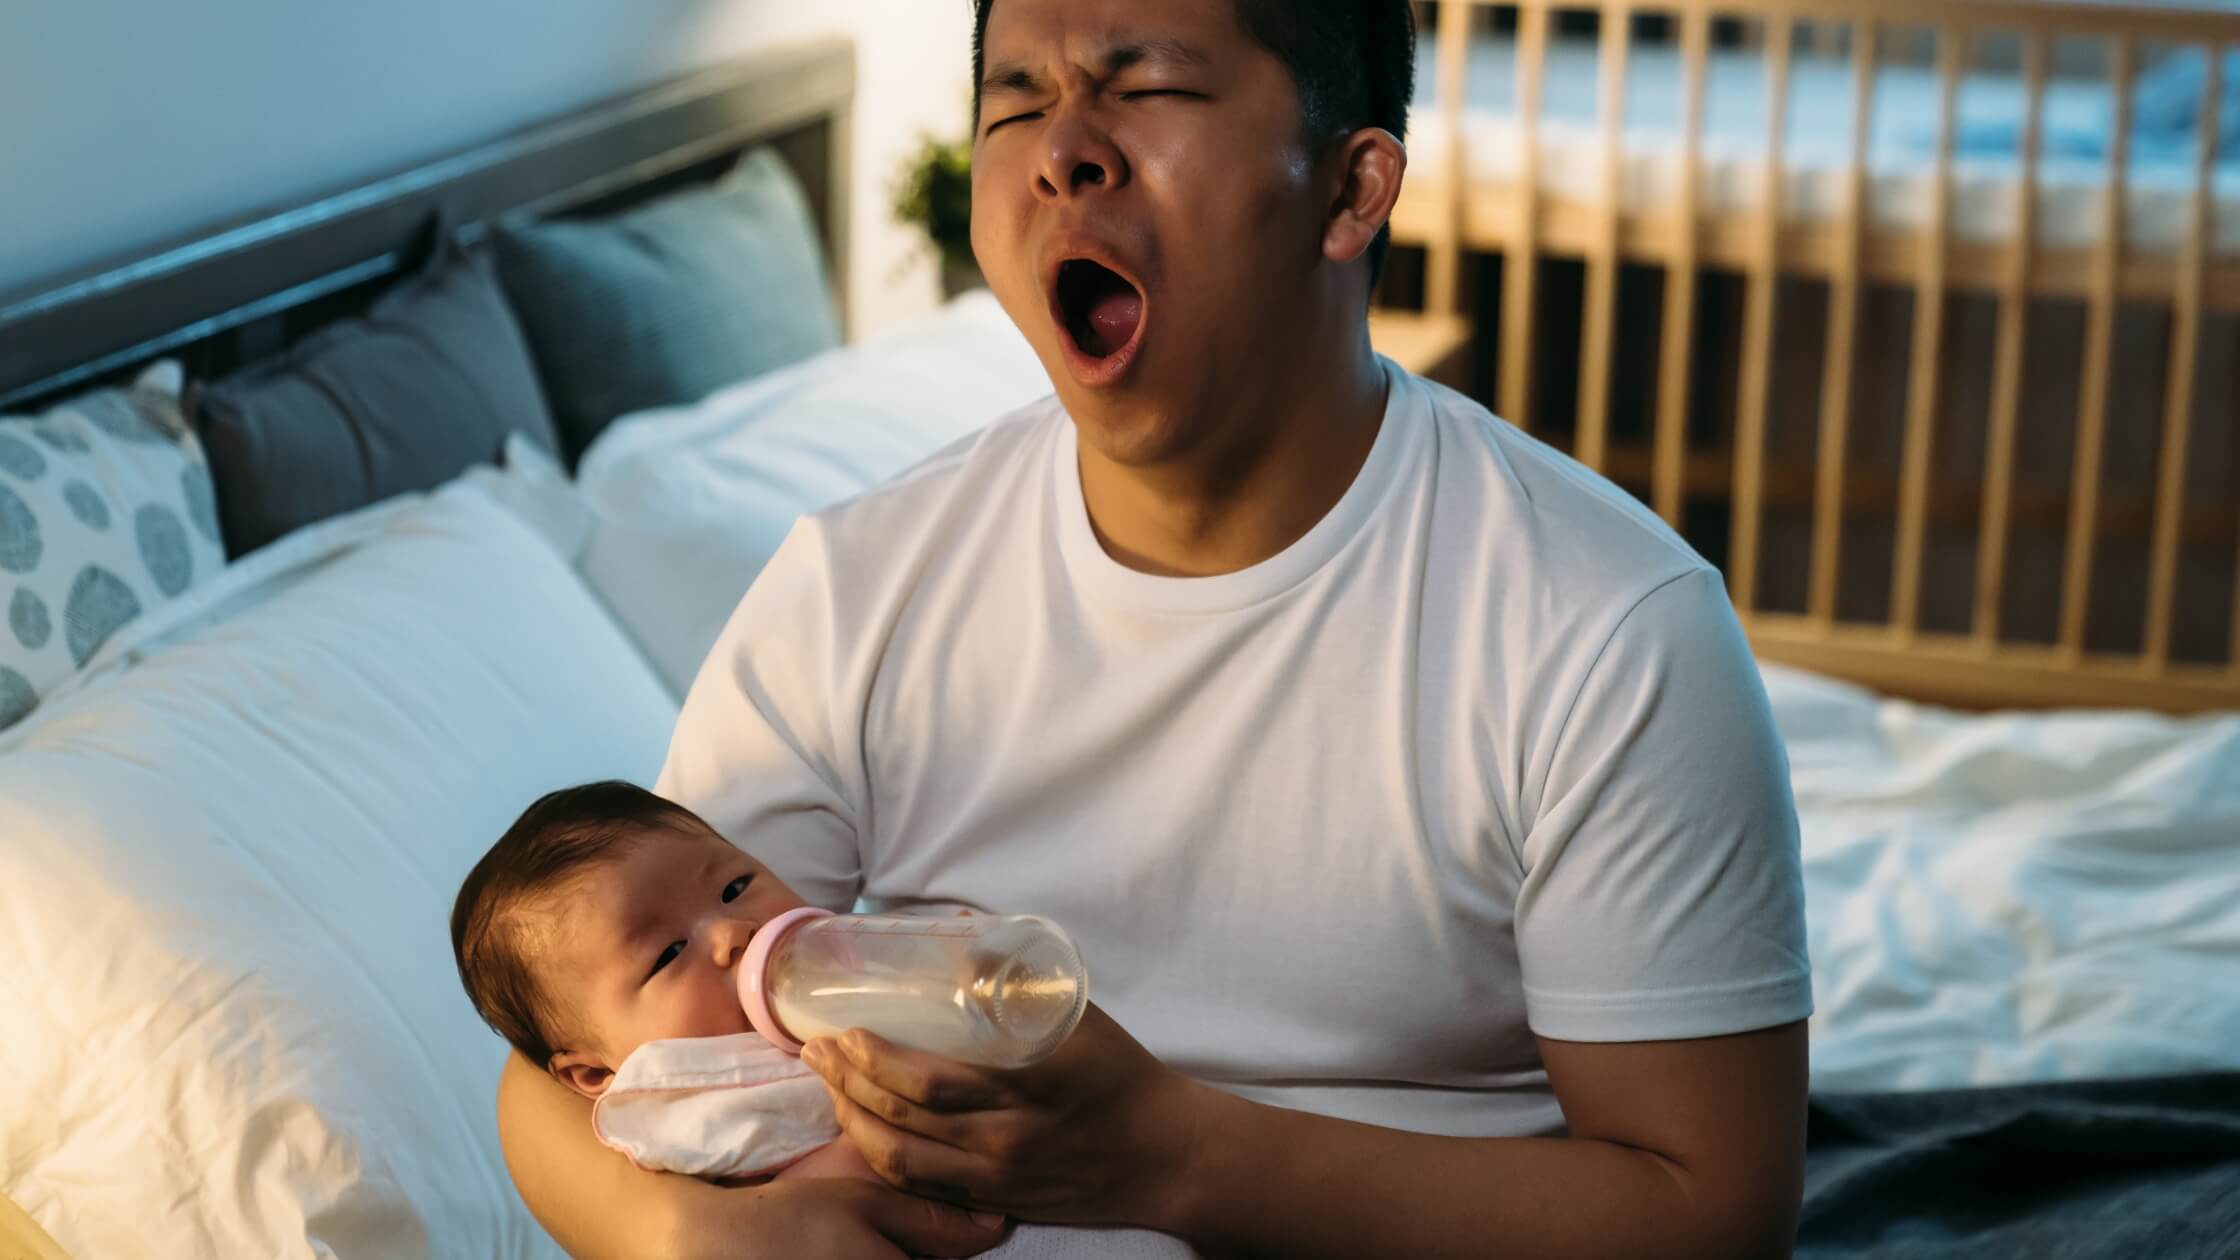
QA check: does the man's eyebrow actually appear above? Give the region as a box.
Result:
[1104,39,1211,74]
[982,61,1041,98]
[981,39,1213,97]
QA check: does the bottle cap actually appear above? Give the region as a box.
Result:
[738,906,834,1054]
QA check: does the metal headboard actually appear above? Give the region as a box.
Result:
[0,37,855,414]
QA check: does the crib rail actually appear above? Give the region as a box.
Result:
[1400,0,2240,710]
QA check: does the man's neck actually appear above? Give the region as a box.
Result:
[1077,330,1388,579]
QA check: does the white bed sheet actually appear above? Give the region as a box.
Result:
[1766,662,2240,1092]
[1409,34,2240,253]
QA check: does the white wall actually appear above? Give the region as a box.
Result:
[0,0,978,337]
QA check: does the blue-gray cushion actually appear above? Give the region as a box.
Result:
[193,242,561,557]
[490,149,842,464]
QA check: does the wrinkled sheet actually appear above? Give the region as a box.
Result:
[1763,663,2240,1093]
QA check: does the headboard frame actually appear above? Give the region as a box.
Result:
[0,38,855,413]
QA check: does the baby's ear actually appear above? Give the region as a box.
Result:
[550,1051,615,1100]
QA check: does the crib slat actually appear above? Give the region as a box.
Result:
[1808,19,1879,627]
[1498,3,1550,431]
[1652,8,1711,527]
[2145,45,2220,673]
[1730,17,1794,615]
[1426,0,1473,316]
[1575,3,1633,473]
[1892,28,1964,639]
[1975,33,2048,652]
[2059,37,2135,662]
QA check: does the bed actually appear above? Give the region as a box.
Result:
[3,26,2239,1260]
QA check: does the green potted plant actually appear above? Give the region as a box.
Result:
[893,126,980,298]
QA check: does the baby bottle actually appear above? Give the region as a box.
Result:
[738,908,1089,1069]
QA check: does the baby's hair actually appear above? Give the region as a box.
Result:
[450,780,706,1070]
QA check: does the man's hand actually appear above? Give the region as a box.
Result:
[799,1002,1203,1229]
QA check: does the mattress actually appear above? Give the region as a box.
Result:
[1408,33,2240,254]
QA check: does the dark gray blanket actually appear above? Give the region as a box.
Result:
[1799,1073,2240,1259]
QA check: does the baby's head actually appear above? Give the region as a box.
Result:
[449,780,809,1100]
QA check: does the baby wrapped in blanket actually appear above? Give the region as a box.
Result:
[450,780,873,1181]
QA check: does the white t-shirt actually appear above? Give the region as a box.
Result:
[659,361,1810,1247]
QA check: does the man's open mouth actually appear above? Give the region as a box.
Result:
[1054,258,1146,361]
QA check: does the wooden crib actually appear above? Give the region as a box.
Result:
[1380,0,2240,713]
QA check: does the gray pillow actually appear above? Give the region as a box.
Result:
[490,149,843,464]
[193,242,561,557]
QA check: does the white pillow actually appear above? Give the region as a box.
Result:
[574,291,1051,694]
[0,477,676,1258]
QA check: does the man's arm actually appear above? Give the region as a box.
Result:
[1158,1022,1807,1259]
[495,1051,1008,1260]
[1134,568,1810,1256]
[807,1012,1805,1259]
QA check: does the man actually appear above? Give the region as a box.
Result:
[497,1,1813,1256]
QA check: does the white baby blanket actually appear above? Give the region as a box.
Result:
[592,1033,840,1179]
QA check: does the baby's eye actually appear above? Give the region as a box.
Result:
[650,941,685,978]
[722,875,753,904]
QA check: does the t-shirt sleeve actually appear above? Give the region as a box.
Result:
[656,518,864,912]
[1515,567,1812,1043]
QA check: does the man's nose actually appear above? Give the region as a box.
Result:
[706,916,756,969]
[1035,104,1127,203]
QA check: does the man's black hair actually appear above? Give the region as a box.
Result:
[971,0,1417,285]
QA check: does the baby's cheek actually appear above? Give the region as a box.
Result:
[689,988,754,1037]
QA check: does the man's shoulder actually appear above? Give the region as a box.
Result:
[1413,374,1713,607]
[714,393,1063,690]
[799,392,1064,550]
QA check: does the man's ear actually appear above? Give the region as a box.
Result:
[550,1050,615,1100]
[1322,128,1408,268]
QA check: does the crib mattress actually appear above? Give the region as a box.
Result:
[1408,34,2240,255]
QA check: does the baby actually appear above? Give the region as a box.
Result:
[449,779,878,1183]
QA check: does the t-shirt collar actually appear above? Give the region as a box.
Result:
[1053,357,1418,615]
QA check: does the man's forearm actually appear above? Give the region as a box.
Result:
[1158,1083,1787,1260]
[498,1050,700,1258]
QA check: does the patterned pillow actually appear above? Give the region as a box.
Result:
[0,361,225,731]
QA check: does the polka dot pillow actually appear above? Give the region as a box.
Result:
[1,361,225,731]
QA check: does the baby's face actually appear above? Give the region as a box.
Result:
[542,821,809,1098]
